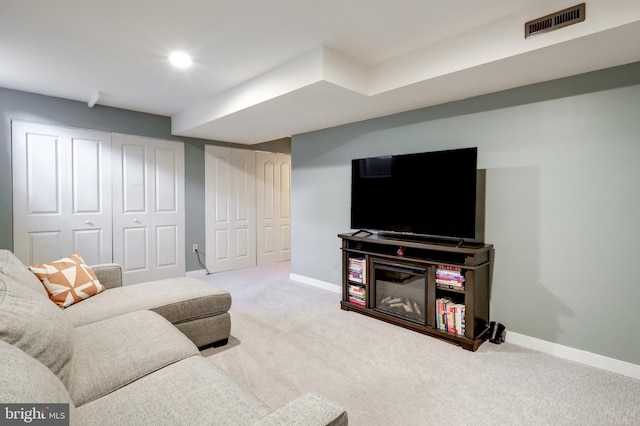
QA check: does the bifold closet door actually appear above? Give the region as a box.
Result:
[112,134,185,285]
[256,152,291,265]
[205,146,256,273]
[12,121,112,266]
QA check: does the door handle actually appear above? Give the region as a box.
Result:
[133,219,140,224]
[85,220,93,226]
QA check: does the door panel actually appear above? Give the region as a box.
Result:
[29,231,62,264]
[156,225,177,267]
[72,138,101,213]
[257,156,276,262]
[113,137,151,283]
[256,152,291,265]
[73,229,102,260]
[278,160,291,261]
[236,228,249,257]
[215,229,230,261]
[150,144,184,280]
[207,146,231,271]
[112,134,185,284]
[155,148,178,212]
[262,227,275,255]
[205,146,256,273]
[12,121,112,266]
[122,144,147,212]
[235,156,251,223]
[123,227,148,271]
[27,133,60,214]
[280,224,291,253]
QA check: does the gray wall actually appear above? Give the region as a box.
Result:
[0,87,290,272]
[290,61,640,365]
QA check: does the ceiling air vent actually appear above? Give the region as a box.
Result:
[525,3,585,38]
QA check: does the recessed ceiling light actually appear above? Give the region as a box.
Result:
[169,51,192,68]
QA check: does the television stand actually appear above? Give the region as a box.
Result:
[351,229,373,237]
[339,232,494,351]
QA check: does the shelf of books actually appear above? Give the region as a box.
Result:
[435,265,466,336]
[347,257,366,306]
[435,264,465,292]
[348,284,366,307]
[348,257,366,283]
[436,297,465,337]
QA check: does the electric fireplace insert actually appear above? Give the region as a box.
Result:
[373,261,427,325]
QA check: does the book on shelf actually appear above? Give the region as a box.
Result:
[348,296,366,307]
[436,264,462,272]
[349,258,365,267]
[348,285,365,298]
[435,279,464,290]
[349,272,363,282]
[348,283,366,306]
[436,297,465,337]
[348,258,366,283]
[436,265,464,279]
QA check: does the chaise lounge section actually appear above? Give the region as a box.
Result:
[64,262,232,348]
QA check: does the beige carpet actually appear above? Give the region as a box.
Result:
[200,262,640,426]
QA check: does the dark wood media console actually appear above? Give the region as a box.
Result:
[339,232,494,351]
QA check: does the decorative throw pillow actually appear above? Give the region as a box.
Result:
[28,253,105,308]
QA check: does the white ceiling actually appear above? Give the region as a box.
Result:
[1,0,639,144]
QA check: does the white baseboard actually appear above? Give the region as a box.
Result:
[186,269,208,278]
[506,332,640,380]
[289,273,341,294]
[289,274,640,381]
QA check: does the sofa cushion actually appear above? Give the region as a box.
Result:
[28,253,105,308]
[63,277,231,328]
[76,356,272,426]
[0,276,74,387]
[0,340,77,425]
[252,393,349,426]
[0,249,48,297]
[69,310,200,407]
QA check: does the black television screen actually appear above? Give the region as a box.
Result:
[351,147,480,242]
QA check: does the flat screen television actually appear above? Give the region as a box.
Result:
[351,147,483,243]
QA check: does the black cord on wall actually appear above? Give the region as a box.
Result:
[194,248,211,275]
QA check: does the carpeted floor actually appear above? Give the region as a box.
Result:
[200,262,640,426]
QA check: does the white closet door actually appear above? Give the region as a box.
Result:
[112,134,185,284]
[12,121,112,265]
[256,152,291,265]
[205,146,256,273]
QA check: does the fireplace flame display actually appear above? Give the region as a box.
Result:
[378,296,424,322]
[374,263,426,325]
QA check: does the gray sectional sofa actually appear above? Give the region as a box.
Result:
[0,250,348,425]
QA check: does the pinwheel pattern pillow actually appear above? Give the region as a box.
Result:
[28,253,105,308]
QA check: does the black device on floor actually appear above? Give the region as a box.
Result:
[487,321,506,344]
